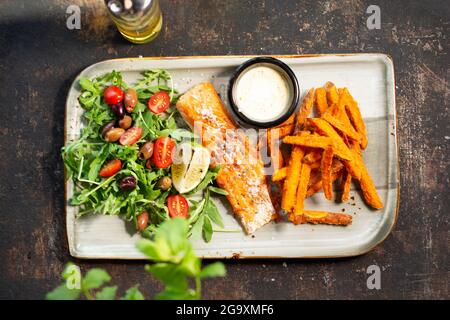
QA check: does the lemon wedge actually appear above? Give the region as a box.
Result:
[172,143,210,194]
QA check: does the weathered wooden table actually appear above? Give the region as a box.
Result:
[0,0,448,299]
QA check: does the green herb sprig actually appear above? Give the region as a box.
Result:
[46,219,226,300]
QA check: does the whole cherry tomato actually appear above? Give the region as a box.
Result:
[103,86,124,105]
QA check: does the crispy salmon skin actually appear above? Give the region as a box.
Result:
[176,83,275,234]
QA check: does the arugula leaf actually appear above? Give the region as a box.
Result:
[169,129,199,142]
[79,78,100,94]
[87,144,109,181]
[187,170,218,195]
[208,186,228,196]
[202,215,213,242]
[204,198,224,229]
[189,215,204,240]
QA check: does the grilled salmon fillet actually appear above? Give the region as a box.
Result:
[176,83,276,234]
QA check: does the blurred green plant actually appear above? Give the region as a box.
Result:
[46,218,226,300]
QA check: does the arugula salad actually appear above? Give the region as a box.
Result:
[62,69,226,242]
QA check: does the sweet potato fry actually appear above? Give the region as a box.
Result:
[281,146,303,212]
[272,150,322,182]
[293,163,311,215]
[342,88,368,149]
[309,161,321,169]
[359,168,384,209]
[272,167,287,182]
[308,168,321,188]
[303,150,322,164]
[291,210,352,226]
[314,87,328,116]
[280,89,315,212]
[321,146,334,200]
[350,142,383,209]
[306,160,344,197]
[322,112,362,142]
[307,118,361,179]
[294,88,315,133]
[283,134,352,161]
[324,82,339,106]
[275,113,296,128]
[269,124,295,140]
[341,169,352,202]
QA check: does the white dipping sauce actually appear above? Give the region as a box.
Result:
[235,65,292,122]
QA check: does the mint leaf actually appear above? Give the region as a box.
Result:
[155,218,189,255]
[121,286,145,300]
[46,284,81,300]
[155,286,197,300]
[96,286,117,300]
[200,262,227,278]
[136,239,161,260]
[145,263,189,288]
[179,247,201,276]
[81,268,111,290]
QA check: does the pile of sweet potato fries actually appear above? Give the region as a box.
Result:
[267,82,383,226]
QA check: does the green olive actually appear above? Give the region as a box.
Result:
[156,176,172,190]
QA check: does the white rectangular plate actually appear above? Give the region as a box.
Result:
[65,54,399,259]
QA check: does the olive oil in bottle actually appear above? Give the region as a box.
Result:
[105,0,163,44]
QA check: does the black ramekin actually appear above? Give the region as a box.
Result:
[228,57,300,128]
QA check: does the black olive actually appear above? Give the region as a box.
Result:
[111,102,125,119]
[119,176,136,191]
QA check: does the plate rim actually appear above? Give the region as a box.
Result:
[64,53,399,260]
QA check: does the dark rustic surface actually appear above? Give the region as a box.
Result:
[0,0,448,300]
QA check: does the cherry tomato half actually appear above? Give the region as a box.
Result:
[99,159,122,177]
[119,126,142,146]
[167,195,189,218]
[152,137,176,168]
[103,86,124,105]
[147,91,170,114]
